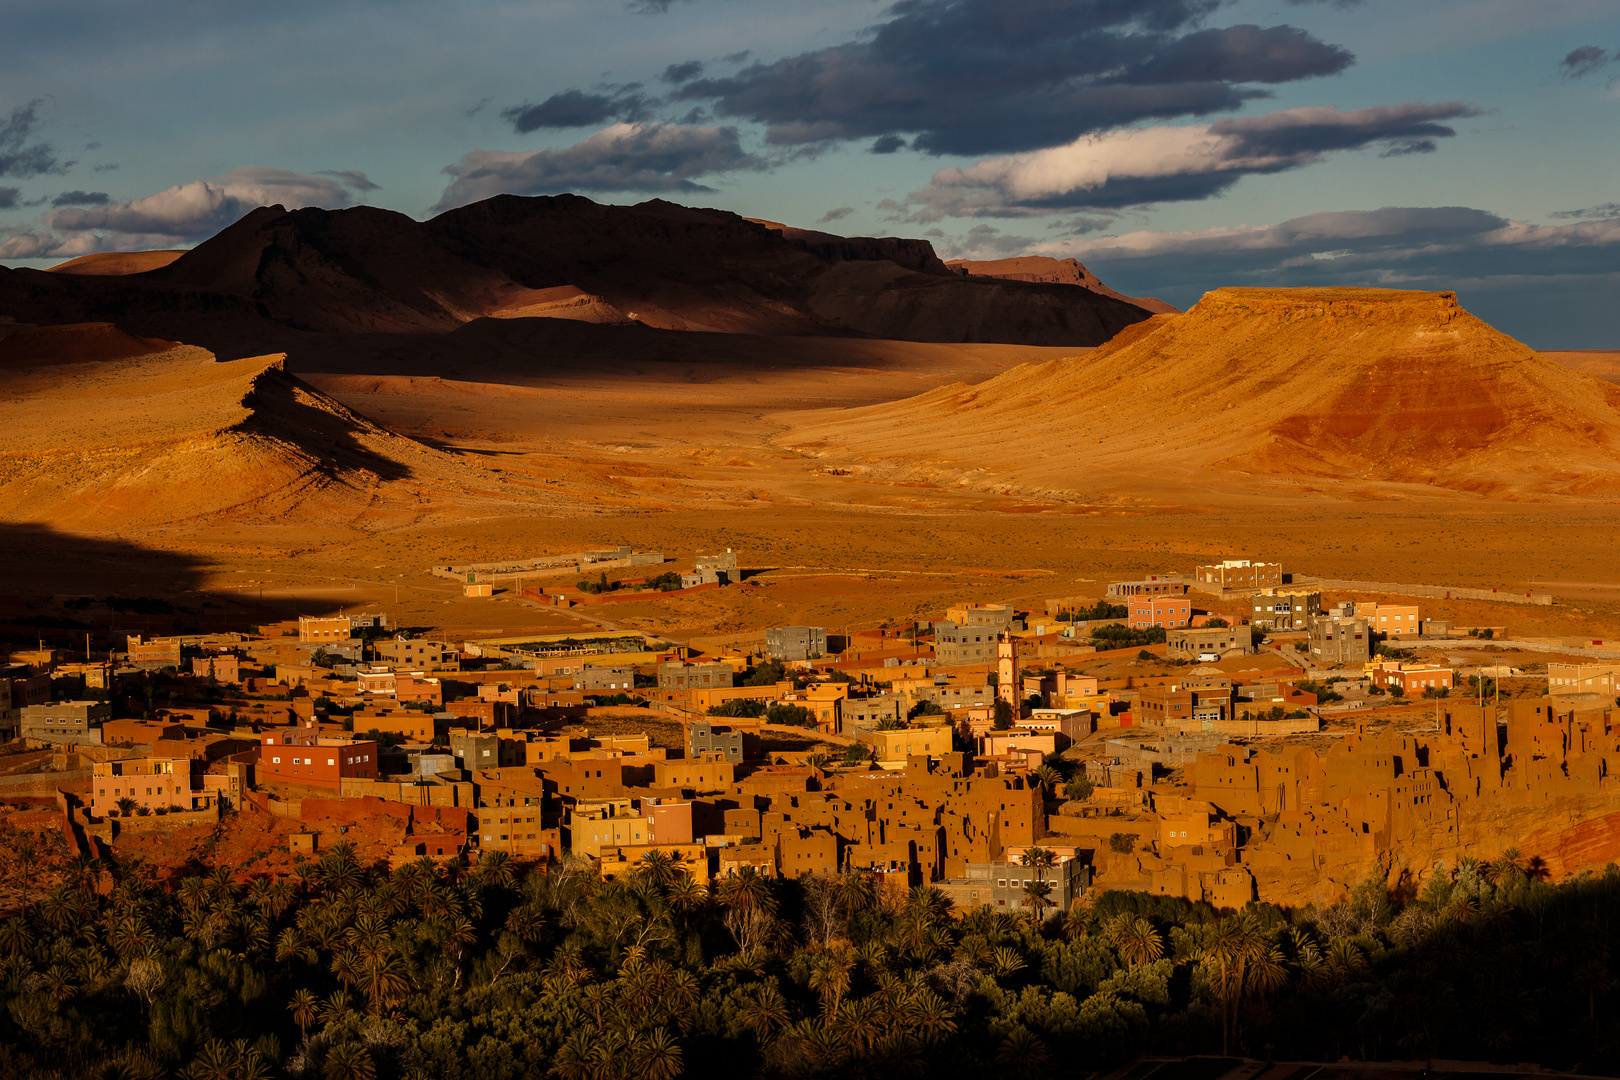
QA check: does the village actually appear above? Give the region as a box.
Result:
[4,550,1620,915]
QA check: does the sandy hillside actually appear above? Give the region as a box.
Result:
[944,256,1180,315]
[47,251,185,276]
[0,324,575,531]
[777,287,1620,503]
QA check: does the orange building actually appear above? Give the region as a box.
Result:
[1128,595,1194,629]
[257,732,379,791]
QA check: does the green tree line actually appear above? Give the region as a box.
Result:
[0,843,1615,1078]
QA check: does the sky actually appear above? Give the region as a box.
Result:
[2,0,1618,347]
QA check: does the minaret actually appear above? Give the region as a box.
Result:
[997,629,1021,718]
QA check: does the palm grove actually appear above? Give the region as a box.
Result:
[1,838,1617,1079]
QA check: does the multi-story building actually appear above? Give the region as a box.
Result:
[934,623,998,666]
[1166,626,1250,661]
[766,626,828,661]
[1547,663,1620,697]
[836,693,904,735]
[257,732,379,792]
[688,720,750,763]
[90,755,217,817]
[1136,684,1237,730]
[856,723,953,765]
[124,634,182,665]
[1359,603,1422,639]
[1249,589,1322,631]
[20,700,110,745]
[298,616,353,643]
[372,639,458,671]
[1308,612,1370,665]
[1194,560,1282,592]
[573,665,637,692]
[568,797,653,857]
[945,604,1016,630]
[657,661,735,691]
[1128,595,1195,629]
[1367,662,1454,695]
[935,855,1090,918]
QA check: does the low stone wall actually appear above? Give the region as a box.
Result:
[1303,577,1553,606]
[0,768,92,794]
[110,803,220,832]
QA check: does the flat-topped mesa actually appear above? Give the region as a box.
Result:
[779,285,1620,501]
[1186,286,1468,326]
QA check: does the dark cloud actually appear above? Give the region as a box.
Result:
[464,97,493,118]
[721,51,751,65]
[817,206,855,223]
[435,122,763,211]
[909,102,1481,219]
[627,0,688,12]
[662,61,705,84]
[669,0,1354,156]
[502,89,649,133]
[316,169,379,192]
[0,100,62,179]
[93,163,119,172]
[0,187,19,210]
[1552,202,1620,220]
[83,141,100,150]
[1285,0,1365,6]
[51,190,109,207]
[869,135,907,154]
[1561,46,1611,79]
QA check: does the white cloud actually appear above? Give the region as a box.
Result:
[49,166,357,246]
[908,103,1480,220]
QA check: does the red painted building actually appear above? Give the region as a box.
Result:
[257,732,379,792]
[1128,595,1194,629]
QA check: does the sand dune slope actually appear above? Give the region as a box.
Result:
[0,327,557,529]
[778,288,1620,502]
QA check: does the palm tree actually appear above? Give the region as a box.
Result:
[740,982,794,1041]
[991,946,1026,980]
[996,1026,1051,1073]
[1199,914,1273,1055]
[363,951,413,1012]
[840,995,883,1053]
[321,1043,376,1080]
[0,916,34,957]
[633,1028,683,1080]
[116,796,138,817]
[718,867,777,952]
[1021,879,1054,924]
[475,850,516,891]
[808,950,855,1017]
[636,849,680,891]
[1022,847,1057,922]
[289,988,320,1039]
[1107,915,1164,967]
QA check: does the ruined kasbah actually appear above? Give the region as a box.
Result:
[4,555,1618,917]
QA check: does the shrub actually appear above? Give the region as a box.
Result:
[1108,832,1137,854]
[1065,775,1093,801]
[744,659,787,687]
[764,702,815,727]
[1092,624,1166,649]
[1203,617,1229,628]
[709,699,767,718]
